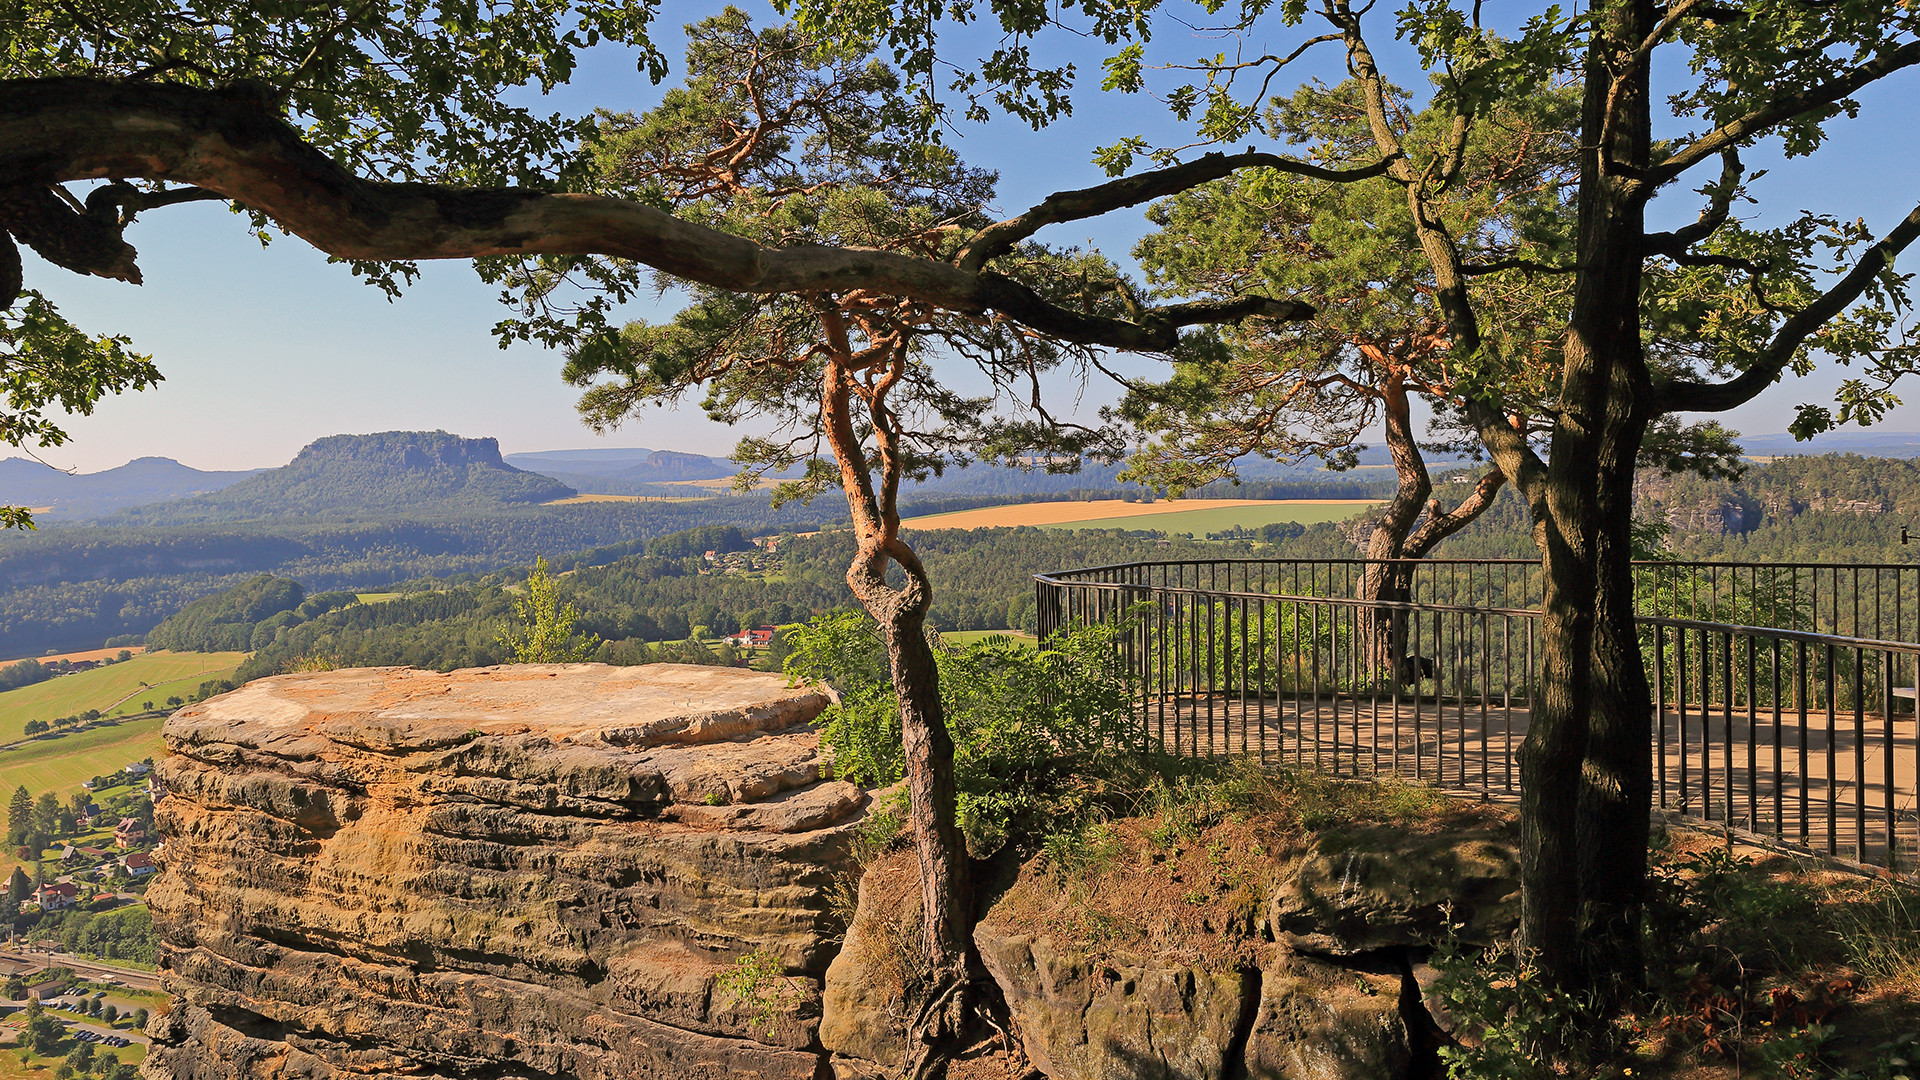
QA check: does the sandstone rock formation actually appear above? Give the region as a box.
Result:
[147,664,1520,1080]
[828,823,1516,1080]
[145,663,863,1080]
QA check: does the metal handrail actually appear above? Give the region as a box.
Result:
[1034,555,1920,876]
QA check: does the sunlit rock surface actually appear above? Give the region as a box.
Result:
[144,663,861,1080]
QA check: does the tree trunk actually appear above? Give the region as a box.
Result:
[1356,372,1505,680]
[874,584,969,967]
[816,337,974,1072]
[1359,373,1430,672]
[1519,0,1659,994]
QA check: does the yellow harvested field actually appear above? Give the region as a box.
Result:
[0,645,147,667]
[544,493,701,504]
[902,498,1379,531]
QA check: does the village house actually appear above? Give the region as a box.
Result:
[122,852,155,877]
[32,882,78,910]
[728,625,777,648]
[113,818,145,848]
[26,977,70,1001]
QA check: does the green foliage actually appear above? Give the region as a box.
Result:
[644,525,754,559]
[529,9,1130,507]
[1,293,163,531]
[498,556,600,663]
[1122,77,1575,492]
[0,658,53,693]
[715,947,800,1038]
[57,904,157,965]
[1430,935,1592,1079]
[939,620,1145,854]
[8,0,671,527]
[0,496,832,657]
[788,607,1145,856]
[145,574,305,652]
[784,609,902,787]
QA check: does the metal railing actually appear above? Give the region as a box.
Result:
[1035,557,1920,874]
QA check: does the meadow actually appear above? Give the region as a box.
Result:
[0,720,164,800]
[939,629,1038,648]
[0,652,245,740]
[901,498,1380,533]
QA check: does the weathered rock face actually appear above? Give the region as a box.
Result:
[144,663,862,1080]
[956,824,1515,1080]
[147,663,1520,1080]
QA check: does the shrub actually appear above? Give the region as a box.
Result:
[784,609,1145,857]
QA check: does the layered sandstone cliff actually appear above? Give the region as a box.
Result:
[144,663,864,1080]
[146,663,1520,1080]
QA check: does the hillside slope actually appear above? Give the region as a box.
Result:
[0,456,263,519]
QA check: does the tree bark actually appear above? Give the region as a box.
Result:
[1356,371,1506,679]
[1359,373,1430,671]
[1519,0,1659,993]
[0,77,1312,354]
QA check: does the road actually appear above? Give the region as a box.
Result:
[0,949,159,991]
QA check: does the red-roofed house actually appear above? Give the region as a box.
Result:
[122,853,155,877]
[113,818,145,849]
[32,882,78,910]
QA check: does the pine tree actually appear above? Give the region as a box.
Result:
[6,786,29,847]
[6,866,26,903]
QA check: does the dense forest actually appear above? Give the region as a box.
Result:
[0,500,843,656]
[214,527,1278,677]
[9,452,1917,660]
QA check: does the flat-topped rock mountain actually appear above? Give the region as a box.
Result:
[116,431,574,524]
[145,663,861,1080]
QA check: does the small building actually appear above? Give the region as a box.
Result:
[26,978,70,1002]
[145,777,167,804]
[121,853,155,877]
[729,625,777,648]
[113,818,145,849]
[123,761,151,778]
[32,882,78,911]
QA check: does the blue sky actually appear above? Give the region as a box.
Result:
[19,2,1920,473]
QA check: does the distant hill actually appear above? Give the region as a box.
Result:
[1739,430,1920,458]
[508,447,780,493]
[114,432,575,525]
[507,444,1438,497]
[0,456,263,519]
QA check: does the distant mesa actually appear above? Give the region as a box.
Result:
[507,447,739,493]
[111,431,575,525]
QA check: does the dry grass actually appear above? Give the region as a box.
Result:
[0,647,147,667]
[900,498,1378,530]
[980,760,1501,973]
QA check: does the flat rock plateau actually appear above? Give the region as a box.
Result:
[145,663,863,1080]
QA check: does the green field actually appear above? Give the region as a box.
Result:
[0,719,164,801]
[941,630,1038,649]
[0,652,245,739]
[1037,501,1379,535]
